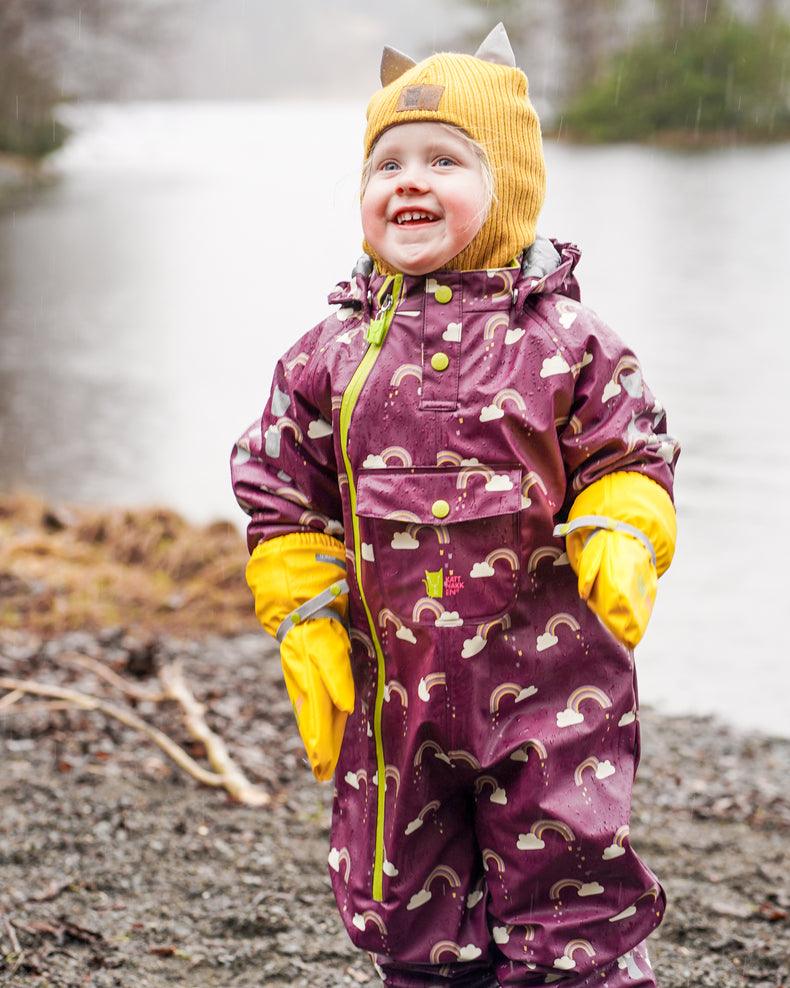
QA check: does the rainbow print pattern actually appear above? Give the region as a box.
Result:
[557,685,612,727]
[603,825,631,861]
[389,363,422,387]
[527,545,565,572]
[574,755,616,787]
[352,910,388,935]
[517,819,576,851]
[489,682,538,715]
[537,612,581,652]
[554,938,596,971]
[509,738,548,765]
[482,848,506,875]
[602,356,644,403]
[550,878,605,900]
[407,864,463,912]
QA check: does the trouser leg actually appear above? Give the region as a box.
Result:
[475,697,663,985]
[330,735,498,980]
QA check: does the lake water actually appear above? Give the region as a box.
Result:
[1,101,788,737]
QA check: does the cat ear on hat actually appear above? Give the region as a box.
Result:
[380,46,417,85]
[378,22,516,86]
[474,22,516,66]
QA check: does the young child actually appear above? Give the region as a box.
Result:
[232,23,679,988]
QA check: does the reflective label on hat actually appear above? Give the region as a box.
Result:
[397,85,444,112]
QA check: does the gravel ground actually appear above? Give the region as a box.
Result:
[1,630,788,988]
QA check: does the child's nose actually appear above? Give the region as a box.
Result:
[397,165,429,193]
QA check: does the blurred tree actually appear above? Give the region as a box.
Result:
[462,0,631,118]
[558,0,625,92]
[655,0,728,32]
[556,1,790,142]
[457,0,629,112]
[0,0,182,159]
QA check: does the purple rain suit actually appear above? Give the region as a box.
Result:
[232,242,679,987]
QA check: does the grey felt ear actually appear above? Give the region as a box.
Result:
[380,46,418,85]
[474,22,516,67]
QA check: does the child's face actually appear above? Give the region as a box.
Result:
[361,122,489,276]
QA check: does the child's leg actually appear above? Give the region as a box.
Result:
[474,707,662,987]
[330,766,499,983]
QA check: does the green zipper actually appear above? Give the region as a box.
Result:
[338,274,401,902]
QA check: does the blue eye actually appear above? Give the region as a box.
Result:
[381,161,400,172]
[436,157,456,168]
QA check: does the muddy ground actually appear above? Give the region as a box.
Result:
[1,629,789,988]
[0,498,788,987]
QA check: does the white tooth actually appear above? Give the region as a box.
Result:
[397,210,433,223]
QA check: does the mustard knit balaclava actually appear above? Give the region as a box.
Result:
[362,23,546,274]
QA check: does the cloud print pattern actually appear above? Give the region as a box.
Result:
[232,242,679,987]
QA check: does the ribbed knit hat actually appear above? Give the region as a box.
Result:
[362,23,546,273]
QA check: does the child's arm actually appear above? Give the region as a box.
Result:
[231,321,354,780]
[551,306,679,648]
[554,471,676,648]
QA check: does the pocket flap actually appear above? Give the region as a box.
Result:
[356,467,522,524]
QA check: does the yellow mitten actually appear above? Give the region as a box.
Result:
[246,532,354,781]
[554,472,677,648]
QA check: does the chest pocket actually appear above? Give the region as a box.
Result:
[355,466,522,627]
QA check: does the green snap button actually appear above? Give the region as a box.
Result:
[431,352,450,372]
[431,499,450,519]
[434,285,453,303]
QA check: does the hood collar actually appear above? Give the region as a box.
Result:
[328,240,582,314]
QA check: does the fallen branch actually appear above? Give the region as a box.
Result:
[0,688,24,711]
[159,659,271,806]
[0,696,85,715]
[0,675,270,807]
[0,908,21,954]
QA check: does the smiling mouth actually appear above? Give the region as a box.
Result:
[394,210,437,225]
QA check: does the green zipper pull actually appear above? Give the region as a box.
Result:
[366,293,392,344]
[365,275,402,345]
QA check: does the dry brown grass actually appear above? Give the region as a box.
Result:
[0,493,260,639]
